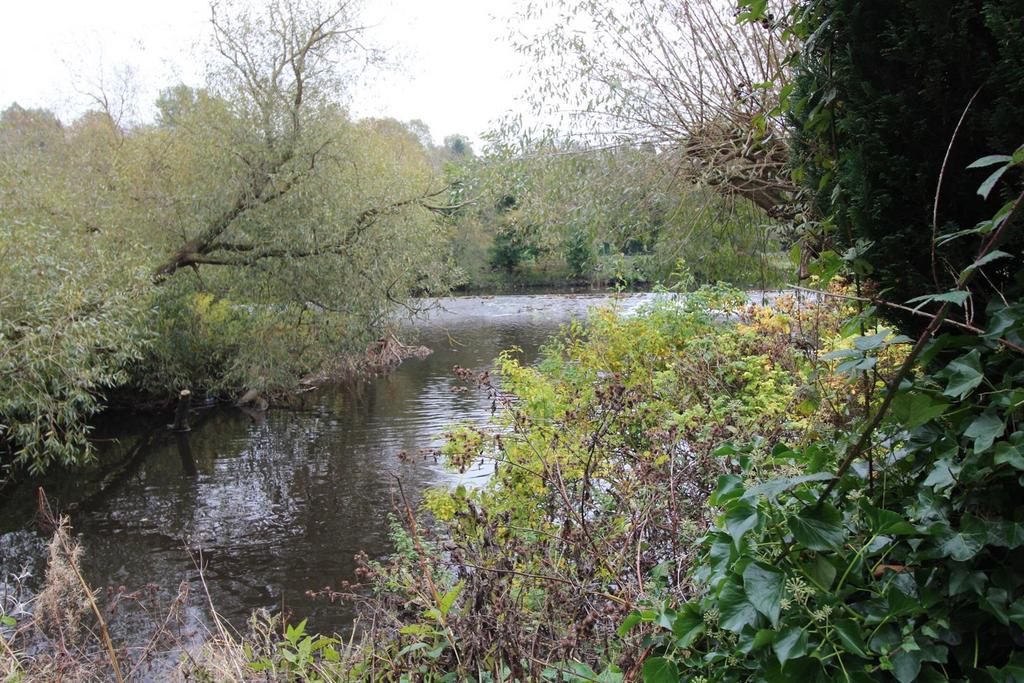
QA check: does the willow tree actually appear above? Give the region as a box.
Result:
[152,0,447,280]
[0,104,153,475]
[510,0,799,219]
[0,0,462,474]
[130,0,461,393]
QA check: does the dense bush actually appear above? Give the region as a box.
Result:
[614,1,1024,680]
[0,0,461,477]
[792,0,1024,332]
[0,219,150,476]
[334,287,861,679]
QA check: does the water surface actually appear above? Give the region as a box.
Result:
[62,292,660,635]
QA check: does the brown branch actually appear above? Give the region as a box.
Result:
[814,187,1024,507]
[787,284,1024,354]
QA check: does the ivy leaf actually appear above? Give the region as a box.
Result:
[789,504,845,551]
[940,349,984,399]
[751,629,777,650]
[773,626,809,667]
[710,474,744,505]
[864,505,916,536]
[725,501,760,548]
[707,533,735,583]
[922,457,961,492]
[832,619,869,658]
[931,515,987,561]
[890,391,949,430]
[671,606,705,648]
[987,518,1024,549]
[1009,598,1024,629]
[965,410,1005,453]
[994,441,1024,470]
[804,554,837,590]
[718,581,758,632]
[641,657,679,683]
[742,563,785,627]
[892,650,923,683]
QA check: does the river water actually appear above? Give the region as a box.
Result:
[1,292,666,642]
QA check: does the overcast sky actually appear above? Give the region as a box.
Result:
[0,0,528,146]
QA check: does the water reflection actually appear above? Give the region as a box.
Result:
[70,292,657,635]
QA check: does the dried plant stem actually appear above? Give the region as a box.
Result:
[125,582,189,681]
[53,526,125,683]
[787,284,1024,354]
[191,547,246,682]
[0,631,22,672]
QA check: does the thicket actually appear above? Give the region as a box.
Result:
[444,145,787,291]
[791,0,1024,331]
[321,0,1024,680]
[0,1,461,481]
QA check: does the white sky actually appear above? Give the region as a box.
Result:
[0,0,529,146]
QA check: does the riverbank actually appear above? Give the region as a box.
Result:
[2,286,840,680]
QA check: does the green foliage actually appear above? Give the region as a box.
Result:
[487,224,542,274]
[357,286,852,678]
[790,0,1024,333]
[617,3,1024,681]
[450,142,788,289]
[0,0,463,474]
[627,276,1024,681]
[0,171,150,475]
[246,618,344,682]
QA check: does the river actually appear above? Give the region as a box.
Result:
[1,291,668,645]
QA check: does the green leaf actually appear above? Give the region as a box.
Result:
[725,501,759,548]
[922,457,960,492]
[978,165,1010,199]
[905,291,970,309]
[743,472,834,501]
[641,657,679,683]
[618,612,644,637]
[789,504,845,551]
[718,581,759,632]
[671,606,705,648]
[931,515,986,561]
[742,563,785,627]
[864,505,916,536]
[941,349,984,399]
[709,474,744,506]
[752,629,777,650]
[851,330,891,350]
[892,650,923,683]
[833,619,868,658]
[994,441,1024,470]
[439,581,463,617]
[964,410,1005,453]
[963,250,1012,275]
[967,154,1012,169]
[891,391,949,430]
[773,627,809,667]
[804,554,837,590]
[1009,598,1024,628]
